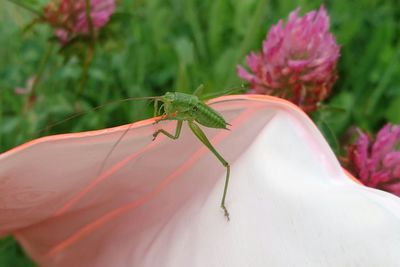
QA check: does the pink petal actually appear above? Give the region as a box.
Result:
[287,59,310,70]
[237,65,255,82]
[354,131,370,182]
[383,151,400,168]
[371,124,398,161]
[246,52,261,71]
[55,29,69,44]
[1,96,400,266]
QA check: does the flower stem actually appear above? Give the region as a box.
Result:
[24,43,55,111]
[77,46,95,99]
[84,0,95,44]
[76,0,96,100]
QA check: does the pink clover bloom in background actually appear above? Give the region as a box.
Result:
[43,0,116,44]
[348,124,400,196]
[238,5,340,112]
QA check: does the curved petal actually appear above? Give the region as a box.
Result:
[1,95,400,266]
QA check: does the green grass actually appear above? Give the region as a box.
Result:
[0,0,399,265]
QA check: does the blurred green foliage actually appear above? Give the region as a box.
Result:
[0,0,399,265]
[0,237,36,267]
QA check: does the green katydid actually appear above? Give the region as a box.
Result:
[150,88,232,220]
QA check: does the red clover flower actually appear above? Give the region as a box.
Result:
[43,0,116,45]
[238,6,340,112]
[348,124,400,196]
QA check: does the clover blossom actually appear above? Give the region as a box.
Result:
[43,0,115,44]
[348,124,400,196]
[238,6,340,112]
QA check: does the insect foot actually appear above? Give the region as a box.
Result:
[222,205,230,221]
[152,131,158,141]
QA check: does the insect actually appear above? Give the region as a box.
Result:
[151,90,231,220]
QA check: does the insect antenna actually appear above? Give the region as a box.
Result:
[198,83,247,100]
[34,96,160,138]
[95,121,134,178]
[33,95,162,189]
[94,97,163,179]
[157,103,165,116]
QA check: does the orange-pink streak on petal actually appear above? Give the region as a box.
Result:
[53,137,163,216]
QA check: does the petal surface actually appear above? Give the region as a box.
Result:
[1,95,400,267]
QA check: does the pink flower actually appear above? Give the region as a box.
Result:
[2,95,400,266]
[237,6,340,112]
[348,124,400,196]
[43,0,115,44]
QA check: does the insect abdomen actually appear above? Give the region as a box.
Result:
[193,102,228,129]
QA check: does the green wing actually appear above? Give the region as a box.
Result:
[193,84,205,97]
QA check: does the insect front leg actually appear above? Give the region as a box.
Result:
[152,120,183,141]
[187,121,231,221]
[153,99,166,117]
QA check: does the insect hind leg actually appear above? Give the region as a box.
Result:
[220,164,230,220]
[187,121,231,221]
